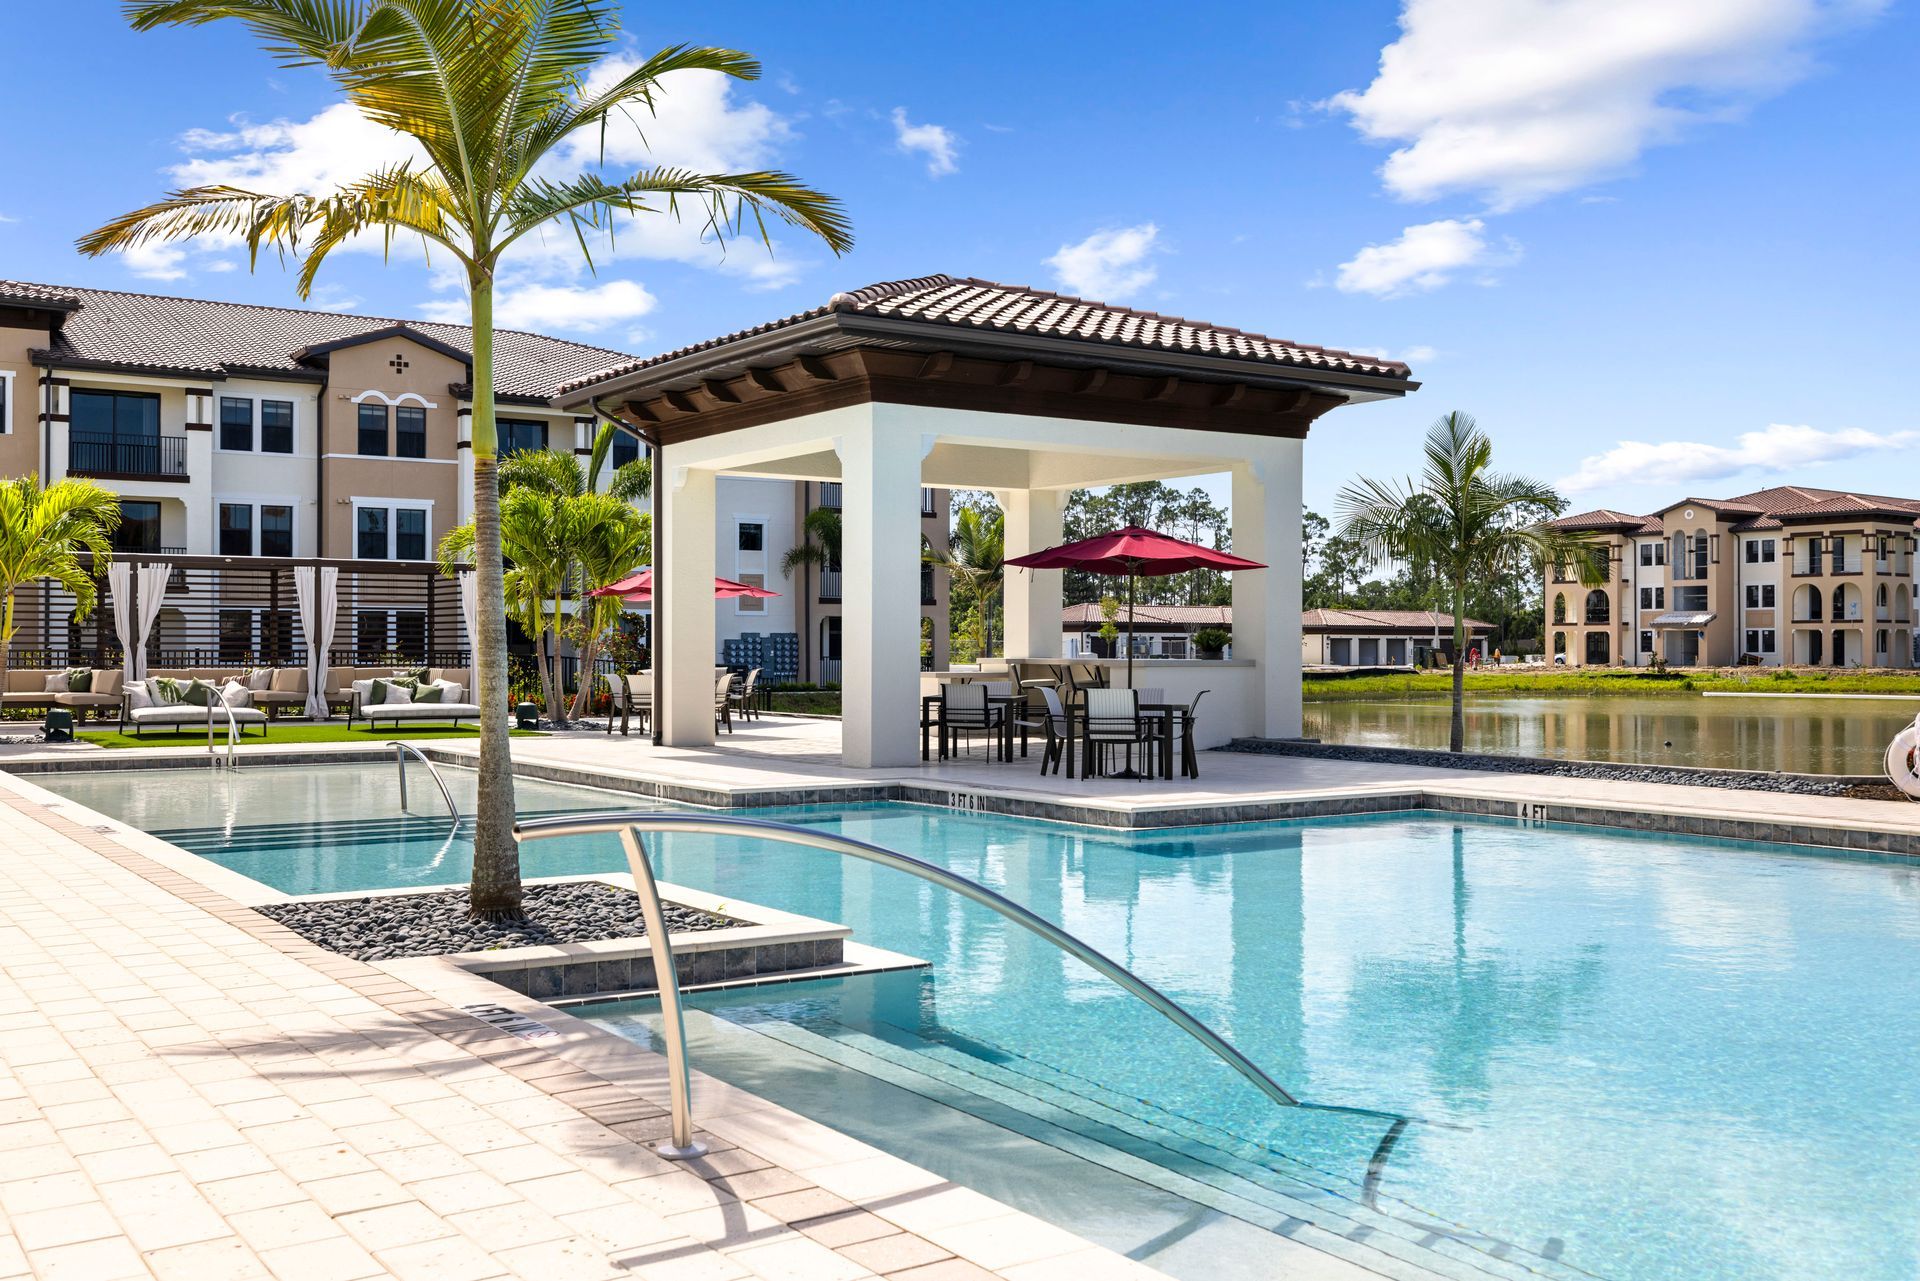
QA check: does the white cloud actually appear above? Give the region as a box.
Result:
[1335,218,1514,296]
[1045,223,1159,300]
[1557,422,1918,494]
[153,67,814,310]
[1352,343,1440,364]
[1327,0,1884,210]
[890,108,959,176]
[121,243,190,281]
[420,279,656,335]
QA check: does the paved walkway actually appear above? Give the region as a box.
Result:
[0,778,1172,1281]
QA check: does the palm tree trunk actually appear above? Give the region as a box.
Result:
[0,590,14,706]
[546,590,567,725]
[1450,576,1468,753]
[466,275,523,922]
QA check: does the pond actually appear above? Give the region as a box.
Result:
[1303,693,1917,775]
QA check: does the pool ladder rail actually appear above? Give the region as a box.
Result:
[513,810,1306,1162]
[207,702,242,770]
[391,741,459,827]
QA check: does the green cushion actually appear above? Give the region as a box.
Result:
[151,677,186,705]
[182,680,215,708]
[369,678,390,705]
[394,667,429,685]
[66,668,92,692]
[413,682,444,704]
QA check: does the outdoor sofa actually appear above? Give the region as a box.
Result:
[3,667,128,723]
[345,669,483,730]
[119,671,270,737]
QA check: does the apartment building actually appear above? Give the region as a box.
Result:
[1547,486,1920,668]
[0,279,947,680]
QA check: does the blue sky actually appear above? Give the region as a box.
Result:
[2,1,1915,521]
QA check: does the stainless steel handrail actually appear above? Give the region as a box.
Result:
[514,810,1301,1160]
[390,741,458,823]
[207,701,240,769]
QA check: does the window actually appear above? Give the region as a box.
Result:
[1640,630,1655,654]
[357,507,389,560]
[1640,587,1665,611]
[610,429,640,470]
[70,390,163,474]
[218,610,252,664]
[500,418,548,456]
[737,522,764,552]
[261,400,293,453]
[262,611,295,663]
[1761,629,1776,653]
[1691,531,1709,579]
[260,505,293,558]
[358,403,388,456]
[114,501,161,553]
[219,397,253,452]
[1759,538,1775,563]
[1744,538,1777,564]
[218,503,253,556]
[356,610,389,660]
[1745,584,1776,608]
[395,406,426,459]
[1584,589,1610,625]
[1674,586,1708,612]
[395,508,427,561]
[1640,542,1665,567]
[0,370,9,434]
[395,611,426,659]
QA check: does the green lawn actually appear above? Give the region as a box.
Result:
[766,689,843,716]
[1304,667,1920,700]
[77,723,546,749]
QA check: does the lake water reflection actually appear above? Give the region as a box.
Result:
[1303,694,1916,775]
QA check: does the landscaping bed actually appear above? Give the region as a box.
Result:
[257,880,743,962]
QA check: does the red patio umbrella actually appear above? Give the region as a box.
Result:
[588,567,779,604]
[1004,526,1265,688]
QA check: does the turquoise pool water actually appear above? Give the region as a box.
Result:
[37,765,1920,1281]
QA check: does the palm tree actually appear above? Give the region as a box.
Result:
[1338,412,1595,752]
[81,2,851,920]
[780,506,842,580]
[441,434,650,724]
[0,478,122,693]
[926,507,1005,661]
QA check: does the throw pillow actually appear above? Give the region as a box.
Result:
[151,677,187,705]
[219,680,250,708]
[67,668,93,692]
[245,668,274,691]
[393,666,429,685]
[413,682,444,704]
[182,680,216,708]
[369,678,390,705]
[436,682,464,704]
[123,681,153,710]
[90,669,122,696]
[44,672,68,693]
[382,681,414,705]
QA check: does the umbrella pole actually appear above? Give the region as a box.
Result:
[1126,568,1136,690]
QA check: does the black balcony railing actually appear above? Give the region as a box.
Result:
[70,432,188,478]
[818,569,843,602]
[818,482,843,510]
[921,564,937,606]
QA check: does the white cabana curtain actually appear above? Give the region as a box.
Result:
[107,563,132,671]
[107,561,171,679]
[134,564,169,680]
[294,565,338,719]
[458,570,478,665]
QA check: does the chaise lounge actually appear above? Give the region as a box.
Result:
[119,677,269,738]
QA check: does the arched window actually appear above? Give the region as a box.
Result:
[1553,631,1567,656]
[1833,585,1847,622]
[1799,584,1823,622]
[1691,530,1709,578]
[1585,589,1610,625]
[1552,594,1568,625]
[1878,583,1889,608]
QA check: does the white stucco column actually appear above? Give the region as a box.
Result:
[839,414,925,767]
[1002,487,1065,659]
[1232,442,1303,738]
[659,464,717,746]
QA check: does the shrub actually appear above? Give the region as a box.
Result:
[1194,627,1232,653]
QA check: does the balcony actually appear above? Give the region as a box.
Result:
[818,482,842,510]
[920,564,937,607]
[818,569,842,603]
[70,432,189,480]
[1794,556,1864,576]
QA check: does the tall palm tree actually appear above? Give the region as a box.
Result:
[0,478,121,692]
[81,1,851,920]
[926,507,1005,661]
[1338,412,1595,752]
[780,506,842,580]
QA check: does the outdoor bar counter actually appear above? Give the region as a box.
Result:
[922,658,1258,749]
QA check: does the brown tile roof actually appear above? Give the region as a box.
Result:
[0,281,82,312]
[4,280,633,401]
[1061,603,1232,628]
[1551,508,1654,533]
[1301,608,1494,633]
[559,274,1416,395]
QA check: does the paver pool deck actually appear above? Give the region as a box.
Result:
[3,716,1915,1280]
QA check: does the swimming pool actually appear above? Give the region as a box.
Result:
[36,764,1920,1281]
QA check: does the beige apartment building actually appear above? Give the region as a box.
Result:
[0,279,946,681]
[1547,486,1920,668]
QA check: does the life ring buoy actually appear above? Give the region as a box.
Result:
[1885,718,1920,800]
